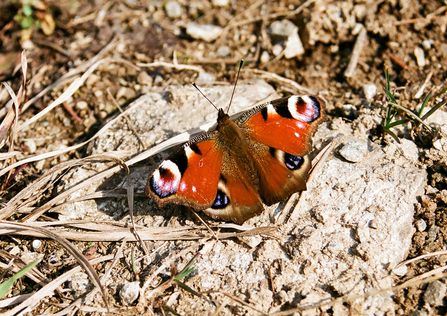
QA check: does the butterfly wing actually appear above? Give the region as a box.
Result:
[146,129,263,224]
[201,145,264,224]
[146,133,223,210]
[237,95,326,205]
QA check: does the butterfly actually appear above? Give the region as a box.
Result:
[145,88,325,224]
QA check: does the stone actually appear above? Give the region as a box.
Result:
[58,80,427,315]
[423,281,446,306]
[414,46,426,67]
[338,139,368,162]
[186,23,223,42]
[119,281,140,305]
[363,83,377,101]
[164,1,183,18]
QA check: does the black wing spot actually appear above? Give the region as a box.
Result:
[275,103,293,119]
[171,150,188,175]
[189,143,202,155]
[284,153,304,170]
[269,147,276,157]
[260,107,268,121]
[211,190,230,209]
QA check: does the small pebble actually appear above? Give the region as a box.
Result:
[363,83,377,101]
[414,46,425,67]
[338,140,368,163]
[186,23,223,42]
[269,20,297,37]
[272,43,283,56]
[415,219,427,232]
[392,265,408,277]
[154,75,164,84]
[76,101,88,110]
[216,45,231,57]
[120,281,140,305]
[137,71,153,86]
[25,139,36,154]
[195,72,216,85]
[428,225,439,241]
[69,272,90,294]
[212,0,229,6]
[421,39,433,50]
[423,281,446,306]
[165,1,183,18]
[284,32,304,58]
[260,51,270,63]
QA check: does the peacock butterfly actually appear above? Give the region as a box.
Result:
[145,79,325,224]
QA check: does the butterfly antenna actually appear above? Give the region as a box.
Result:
[225,59,244,114]
[192,82,219,111]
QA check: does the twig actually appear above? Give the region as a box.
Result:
[414,71,433,99]
[136,61,203,72]
[384,50,409,69]
[344,26,367,78]
[395,249,447,269]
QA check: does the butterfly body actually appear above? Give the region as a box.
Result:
[146,95,325,224]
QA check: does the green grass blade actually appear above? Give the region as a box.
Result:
[387,119,409,129]
[421,98,447,121]
[383,87,397,105]
[0,260,40,298]
[174,253,199,281]
[418,91,432,117]
[384,127,401,143]
[174,280,202,297]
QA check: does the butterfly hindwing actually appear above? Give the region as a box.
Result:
[202,147,264,224]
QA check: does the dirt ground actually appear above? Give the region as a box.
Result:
[1,0,447,315]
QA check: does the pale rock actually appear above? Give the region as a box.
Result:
[338,139,368,162]
[165,1,183,18]
[414,46,426,67]
[119,281,140,305]
[186,23,223,42]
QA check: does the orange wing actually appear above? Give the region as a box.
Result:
[146,134,223,210]
[237,95,326,205]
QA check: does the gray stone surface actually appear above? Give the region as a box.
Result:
[58,81,427,315]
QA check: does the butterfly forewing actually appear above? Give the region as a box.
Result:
[146,133,222,209]
[237,95,325,156]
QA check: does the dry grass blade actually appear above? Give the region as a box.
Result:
[19,35,118,114]
[0,151,20,160]
[0,103,16,149]
[0,152,129,220]
[0,87,153,179]
[1,254,118,316]
[53,241,126,315]
[136,60,203,72]
[0,221,109,312]
[0,249,48,285]
[395,249,447,269]
[207,291,268,315]
[0,221,278,241]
